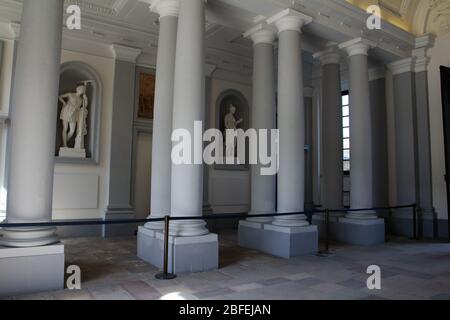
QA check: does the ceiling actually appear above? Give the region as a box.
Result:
[347,0,450,36]
[0,0,444,79]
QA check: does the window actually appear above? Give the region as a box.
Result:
[342,91,350,173]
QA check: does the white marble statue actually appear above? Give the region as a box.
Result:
[224,104,243,158]
[58,81,93,158]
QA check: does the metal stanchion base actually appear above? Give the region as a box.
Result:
[155,273,177,280]
[316,250,336,258]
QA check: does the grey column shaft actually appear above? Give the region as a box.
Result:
[392,72,419,207]
[249,42,276,222]
[106,60,137,215]
[274,29,307,226]
[2,0,63,247]
[304,94,314,209]
[415,72,434,215]
[170,0,208,237]
[147,15,178,229]
[322,63,343,210]
[369,78,389,207]
[348,55,373,211]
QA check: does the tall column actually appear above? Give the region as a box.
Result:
[304,86,314,209]
[1,0,64,247]
[244,25,277,223]
[105,44,141,237]
[269,9,312,227]
[170,0,208,237]
[313,47,343,211]
[339,38,376,219]
[144,0,180,230]
[413,34,436,238]
[388,58,420,237]
[336,38,384,246]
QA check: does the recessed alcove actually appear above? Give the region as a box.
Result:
[55,61,102,164]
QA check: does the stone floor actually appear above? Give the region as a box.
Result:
[9,231,450,300]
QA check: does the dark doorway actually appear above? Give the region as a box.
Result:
[440,66,450,241]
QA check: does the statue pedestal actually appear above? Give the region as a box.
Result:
[58,147,86,159]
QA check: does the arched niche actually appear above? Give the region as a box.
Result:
[214,89,250,171]
[56,61,102,164]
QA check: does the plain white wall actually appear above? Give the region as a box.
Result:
[428,32,450,221]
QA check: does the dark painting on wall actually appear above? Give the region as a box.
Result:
[138,72,156,120]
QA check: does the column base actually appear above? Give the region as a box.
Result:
[137,227,218,274]
[337,218,385,246]
[0,244,65,298]
[0,226,59,248]
[144,215,164,231]
[238,221,318,259]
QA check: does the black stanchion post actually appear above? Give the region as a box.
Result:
[325,209,330,253]
[412,204,418,240]
[155,215,176,280]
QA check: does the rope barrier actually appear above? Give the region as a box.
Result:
[0,204,418,281]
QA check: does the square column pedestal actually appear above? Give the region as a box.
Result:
[336,218,385,246]
[137,227,219,274]
[0,244,65,298]
[238,221,318,259]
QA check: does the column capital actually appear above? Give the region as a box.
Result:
[111,44,142,63]
[368,67,385,81]
[415,33,436,50]
[243,24,276,45]
[267,8,312,34]
[339,37,375,57]
[388,57,415,75]
[304,86,314,98]
[412,33,435,73]
[313,46,341,65]
[205,63,217,77]
[9,23,20,39]
[141,0,180,18]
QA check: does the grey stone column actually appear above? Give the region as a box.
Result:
[388,58,420,237]
[144,0,180,230]
[169,0,208,237]
[244,25,277,223]
[203,65,216,216]
[413,34,436,238]
[105,45,141,236]
[269,10,312,227]
[1,0,64,247]
[313,47,343,211]
[369,69,389,208]
[339,38,376,218]
[304,87,314,209]
[336,38,384,246]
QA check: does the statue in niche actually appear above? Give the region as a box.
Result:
[58,81,93,158]
[223,104,243,158]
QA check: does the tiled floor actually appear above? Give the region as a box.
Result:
[10,232,450,300]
